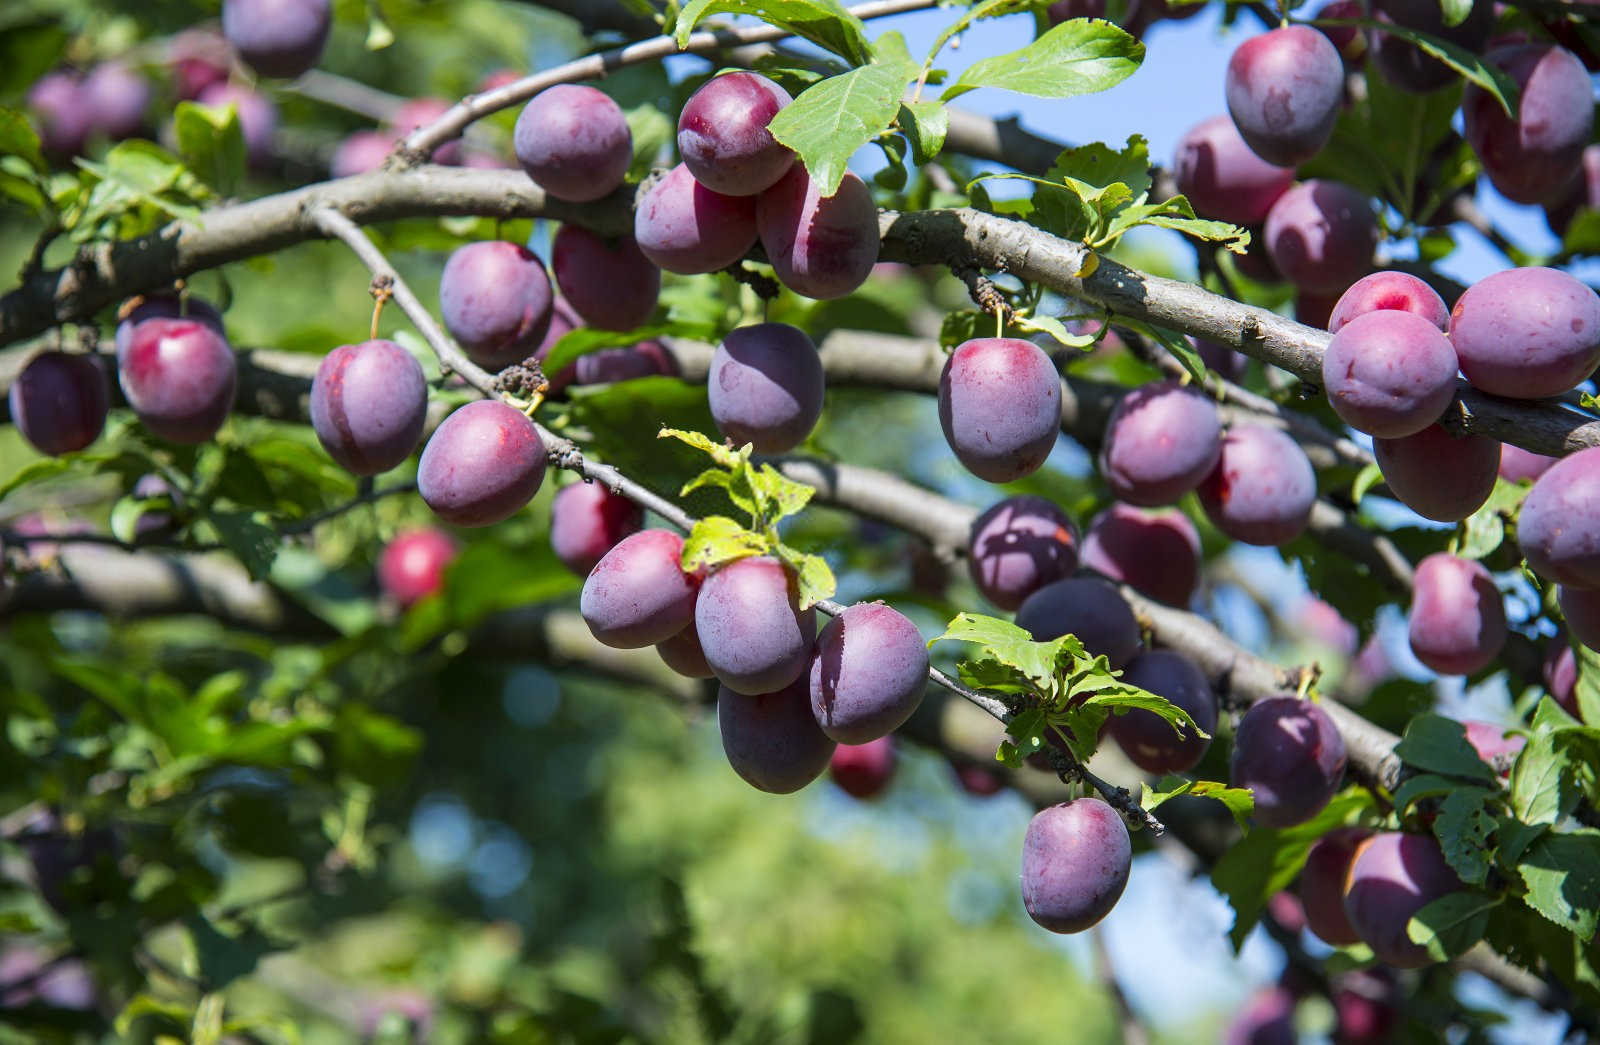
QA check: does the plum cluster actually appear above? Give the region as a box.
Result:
[577,539,929,795]
[509,71,880,302]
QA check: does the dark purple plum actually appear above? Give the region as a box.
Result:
[1015,576,1142,669]
[1546,145,1600,236]
[1299,827,1373,946]
[222,0,331,79]
[581,529,699,648]
[1499,445,1556,484]
[718,677,836,794]
[678,71,795,196]
[696,555,816,695]
[1198,425,1316,546]
[707,323,825,453]
[331,130,397,177]
[118,317,237,444]
[26,71,91,156]
[1448,267,1600,399]
[1521,448,1600,588]
[1560,585,1600,653]
[1020,799,1131,933]
[1369,0,1494,93]
[1333,969,1399,1044]
[514,85,632,203]
[1263,180,1378,294]
[1373,423,1500,522]
[757,166,880,300]
[1326,271,1450,334]
[572,341,679,385]
[1463,720,1526,770]
[82,62,150,140]
[1407,553,1506,675]
[1173,115,1295,226]
[938,337,1061,482]
[1106,650,1217,774]
[197,83,279,165]
[416,400,546,527]
[551,226,660,332]
[1225,27,1344,167]
[549,481,643,577]
[1081,503,1201,607]
[1545,637,1581,718]
[378,528,457,607]
[657,620,714,679]
[1099,380,1222,506]
[1343,832,1463,968]
[438,241,554,370]
[1230,696,1347,828]
[808,601,928,744]
[9,351,107,456]
[966,495,1080,610]
[634,163,758,274]
[169,29,230,101]
[1313,0,1366,58]
[1296,290,1340,330]
[1322,310,1457,438]
[115,294,224,357]
[1464,45,1594,205]
[1223,987,1297,1045]
[829,736,896,799]
[310,339,427,476]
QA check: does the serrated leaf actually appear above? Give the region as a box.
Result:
[941,18,1142,101]
[1518,830,1600,941]
[1573,642,1600,728]
[673,0,873,65]
[1407,891,1498,962]
[931,612,1077,690]
[1496,815,1548,866]
[1435,788,1496,886]
[767,49,916,195]
[1347,16,1517,115]
[1394,713,1499,783]
[898,101,948,166]
[1143,776,1255,829]
[1510,730,1577,825]
[681,515,768,573]
[751,462,814,520]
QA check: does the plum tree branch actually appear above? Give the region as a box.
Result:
[395,0,944,163]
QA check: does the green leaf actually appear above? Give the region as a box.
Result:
[774,544,837,609]
[1438,0,1473,27]
[898,101,949,166]
[1407,891,1499,962]
[365,1,396,50]
[1391,772,1461,815]
[767,48,917,195]
[1573,642,1600,728]
[1434,788,1496,886]
[1106,197,1249,252]
[0,455,84,500]
[1563,209,1600,257]
[1142,776,1255,829]
[1352,461,1384,505]
[931,612,1078,691]
[184,913,291,989]
[941,18,1142,101]
[1211,788,1376,950]
[1518,830,1600,941]
[1013,313,1098,351]
[1510,730,1578,825]
[1366,18,1518,115]
[1497,814,1548,867]
[0,106,46,173]
[681,515,768,573]
[206,510,279,581]
[1456,478,1528,561]
[174,101,246,198]
[674,0,874,64]
[1394,713,1498,784]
